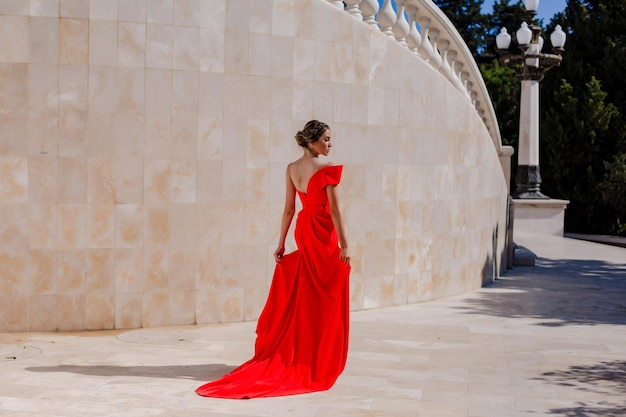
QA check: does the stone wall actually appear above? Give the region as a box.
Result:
[0,0,508,332]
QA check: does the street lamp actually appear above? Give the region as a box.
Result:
[496,0,566,199]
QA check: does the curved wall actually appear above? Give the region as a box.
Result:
[0,0,508,332]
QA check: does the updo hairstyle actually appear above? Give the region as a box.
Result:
[295,120,329,149]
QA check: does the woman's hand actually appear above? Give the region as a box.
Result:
[339,247,350,266]
[274,245,285,263]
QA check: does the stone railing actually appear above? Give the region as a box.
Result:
[328,0,502,153]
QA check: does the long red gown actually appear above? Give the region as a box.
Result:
[196,165,351,399]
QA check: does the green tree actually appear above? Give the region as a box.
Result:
[599,153,626,235]
[540,0,626,234]
[432,0,490,57]
[540,77,620,233]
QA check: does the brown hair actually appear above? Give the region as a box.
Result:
[295,120,329,149]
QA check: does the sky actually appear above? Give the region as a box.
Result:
[481,0,567,22]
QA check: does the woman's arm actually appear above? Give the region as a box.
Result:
[274,165,296,263]
[326,184,350,266]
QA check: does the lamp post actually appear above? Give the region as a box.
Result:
[496,0,566,199]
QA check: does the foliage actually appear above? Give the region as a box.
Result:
[435,0,626,235]
[433,0,490,56]
[599,154,626,235]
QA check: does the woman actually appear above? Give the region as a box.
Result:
[196,120,351,399]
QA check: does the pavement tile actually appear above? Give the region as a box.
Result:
[0,233,625,417]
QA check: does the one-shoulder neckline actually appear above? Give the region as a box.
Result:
[298,164,341,196]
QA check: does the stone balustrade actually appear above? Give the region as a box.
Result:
[329,0,502,154]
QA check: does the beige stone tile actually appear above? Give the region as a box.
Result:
[119,0,146,22]
[58,204,87,248]
[172,71,198,113]
[196,159,223,203]
[0,63,28,119]
[144,205,170,247]
[196,244,220,289]
[57,108,86,156]
[60,0,88,18]
[293,79,314,121]
[0,204,28,251]
[115,112,145,157]
[85,248,114,294]
[115,204,143,248]
[118,23,146,69]
[161,150,190,196]
[115,292,143,329]
[169,203,196,247]
[87,158,115,203]
[271,36,292,79]
[195,203,222,247]
[86,291,115,330]
[198,27,225,73]
[0,250,27,295]
[248,34,272,77]
[196,287,244,323]
[57,249,86,293]
[27,248,58,294]
[170,290,196,325]
[56,293,86,330]
[144,159,171,203]
[59,65,88,110]
[27,108,58,157]
[142,290,170,327]
[224,31,249,75]
[146,23,173,69]
[173,26,198,71]
[171,111,198,159]
[219,243,245,288]
[0,16,29,63]
[145,69,172,114]
[0,294,28,332]
[197,116,223,160]
[89,66,117,111]
[145,114,172,158]
[89,0,117,20]
[28,204,57,249]
[197,72,223,116]
[113,248,143,294]
[28,63,58,109]
[89,20,117,66]
[147,0,173,24]
[0,0,29,15]
[87,204,115,248]
[0,157,27,202]
[28,157,57,203]
[29,17,58,63]
[59,18,89,65]
[27,294,58,331]
[115,157,144,203]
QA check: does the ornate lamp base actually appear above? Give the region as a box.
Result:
[512,165,550,199]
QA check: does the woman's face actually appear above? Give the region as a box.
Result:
[310,129,332,157]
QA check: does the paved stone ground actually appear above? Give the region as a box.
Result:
[1,232,625,417]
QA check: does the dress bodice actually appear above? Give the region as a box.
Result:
[297,165,343,213]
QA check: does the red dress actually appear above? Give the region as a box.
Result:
[196,165,351,399]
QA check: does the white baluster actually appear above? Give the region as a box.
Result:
[429,28,443,69]
[360,0,379,27]
[439,39,452,78]
[378,0,396,37]
[392,1,410,47]
[405,4,422,55]
[461,71,471,99]
[344,0,363,19]
[447,49,460,87]
[327,0,344,9]
[418,17,434,61]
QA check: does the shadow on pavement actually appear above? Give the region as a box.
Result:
[536,360,626,417]
[25,363,237,381]
[457,257,626,326]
